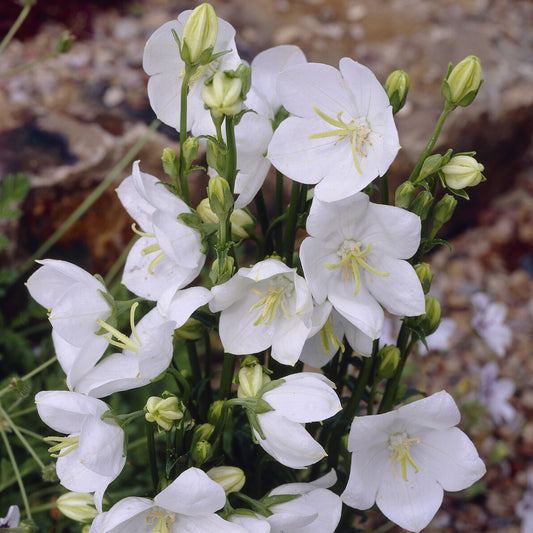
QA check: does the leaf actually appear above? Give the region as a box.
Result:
[0,173,31,219]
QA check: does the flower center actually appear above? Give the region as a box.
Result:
[44,435,80,458]
[146,511,176,533]
[388,432,420,482]
[308,106,372,174]
[249,276,294,326]
[133,224,167,275]
[96,303,141,354]
[320,313,345,355]
[323,240,389,295]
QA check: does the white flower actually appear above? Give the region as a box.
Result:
[209,258,314,366]
[341,390,486,532]
[300,193,425,340]
[36,391,126,512]
[471,292,512,357]
[252,373,341,468]
[516,470,533,533]
[26,259,111,389]
[0,506,19,529]
[267,58,399,202]
[478,361,516,425]
[116,161,205,302]
[88,467,248,533]
[142,11,241,133]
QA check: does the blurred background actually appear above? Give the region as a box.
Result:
[0,0,532,531]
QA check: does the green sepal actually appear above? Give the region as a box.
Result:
[272,105,289,130]
[261,493,301,509]
[257,378,286,398]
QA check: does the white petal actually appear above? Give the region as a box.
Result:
[89,497,154,532]
[398,390,461,430]
[174,513,249,532]
[229,514,271,533]
[209,271,251,312]
[271,316,312,366]
[158,286,212,326]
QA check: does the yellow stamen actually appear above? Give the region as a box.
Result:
[146,511,176,533]
[388,433,421,482]
[44,435,80,458]
[308,106,372,174]
[132,223,155,238]
[96,304,141,354]
[249,284,291,326]
[320,314,345,355]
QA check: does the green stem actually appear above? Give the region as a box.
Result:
[283,182,301,267]
[381,173,389,205]
[105,235,136,287]
[0,2,33,56]
[0,52,58,77]
[0,356,57,399]
[186,340,201,382]
[408,104,452,183]
[179,68,192,205]
[274,170,284,253]
[224,115,237,190]
[145,420,159,494]
[16,119,160,281]
[218,353,236,400]
[167,366,191,403]
[0,425,32,519]
[254,190,270,253]
[0,404,46,470]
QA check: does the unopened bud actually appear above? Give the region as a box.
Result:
[394,181,416,209]
[162,147,179,179]
[233,64,252,100]
[442,55,482,108]
[409,190,433,220]
[175,317,204,341]
[207,400,225,425]
[377,345,400,379]
[145,395,184,431]
[202,71,243,118]
[440,155,485,190]
[193,422,215,443]
[208,175,234,219]
[192,440,212,465]
[209,255,234,284]
[230,209,255,240]
[433,193,457,229]
[384,70,410,114]
[181,3,218,65]
[414,263,433,294]
[420,295,441,336]
[416,153,446,184]
[237,356,269,398]
[182,137,200,169]
[206,138,226,176]
[56,30,75,54]
[197,198,219,225]
[207,466,246,494]
[56,492,98,523]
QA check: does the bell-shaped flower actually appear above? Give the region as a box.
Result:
[36,391,126,512]
[341,390,486,532]
[116,161,205,302]
[0,506,19,529]
[268,58,399,202]
[300,192,425,340]
[209,258,314,366]
[26,259,112,388]
[250,373,341,468]
[478,361,516,425]
[87,467,249,533]
[142,10,241,133]
[471,292,512,357]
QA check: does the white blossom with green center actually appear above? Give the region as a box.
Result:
[300,192,425,340]
[209,258,314,366]
[268,58,400,202]
[341,391,486,532]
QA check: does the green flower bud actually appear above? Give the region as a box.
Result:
[145,395,184,431]
[202,71,243,118]
[192,440,212,465]
[56,492,98,523]
[56,30,75,54]
[182,137,200,169]
[440,155,485,190]
[433,193,457,229]
[194,422,215,442]
[384,70,410,114]
[409,190,433,220]
[175,317,204,341]
[420,295,441,336]
[414,263,433,294]
[162,147,180,179]
[209,255,234,284]
[377,345,401,379]
[233,63,252,100]
[207,400,225,426]
[208,175,234,220]
[416,153,444,184]
[206,138,226,176]
[238,358,268,399]
[394,181,416,209]
[206,466,246,494]
[230,209,256,240]
[442,55,482,108]
[181,3,218,65]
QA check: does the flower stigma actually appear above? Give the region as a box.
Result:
[132,224,166,275]
[388,432,420,482]
[96,302,141,354]
[324,240,389,295]
[249,276,294,326]
[146,510,176,533]
[320,314,345,354]
[308,106,372,174]
[44,435,80,458]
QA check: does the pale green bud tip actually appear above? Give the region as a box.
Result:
[409,190,433,220]
[414,262,433,294]
[237,356,270,398]
[145,395,184,431]
[56,492,98,523]
[433,193,457,225]
[194,423,215,441]
[440,155,485,190]
[182,137,200,165]
[208,400,225,425]
[197,197,219,224]
[202,71,243,117]
[181,3,218,65]
[207,466,246,494]
[377,345,401,379]
[208,175,234,218]
[394,181,416,209]
[421,295,441,335]
[384,70,410,113]
[56,31,75,54]
[192,440,212,465]
[162,147,179,164]
[230,209,256,240]
[443,55,482,107]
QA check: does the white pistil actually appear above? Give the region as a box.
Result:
[323,241,389,295]
[388,432,421,482]
[146,511,176,533]
[96,303,141,354]
[308,106,372,174]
